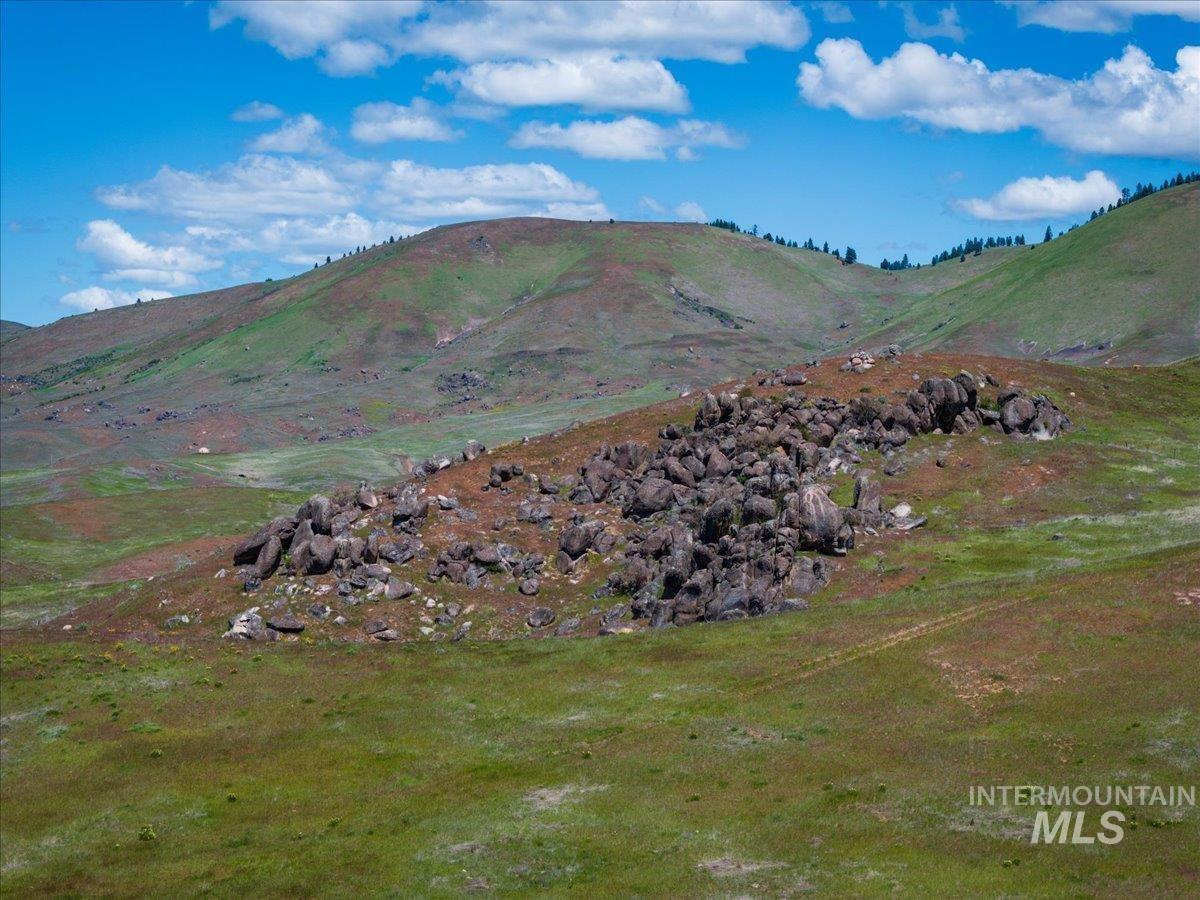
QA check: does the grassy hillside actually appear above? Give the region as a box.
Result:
[1,186,1195,631]
[869,182,1200,362]
[0,319,32,342]
[3,185,1195,483]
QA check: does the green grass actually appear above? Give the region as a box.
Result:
[864,183,1200,362]
[1,363,1198,893]
[0,486,304,627]
[1,541,1196,895]
[177,382,674,491]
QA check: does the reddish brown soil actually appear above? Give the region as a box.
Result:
[35,353,1109,645]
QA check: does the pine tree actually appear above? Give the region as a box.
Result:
[1043,226,1053,243]
[845,247,857,264]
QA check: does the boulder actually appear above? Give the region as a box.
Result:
[626,478,674,517]
[527,607,555,628]
[852,471,882,515]
[559,520,605,558]
[251,535,282,579]
[385,579,415,600]
[1001,395,1037,434]
[223,607,275,641]
[704,449,732,479]
[789,486,843,551]
[789,556,829,596]
[233,517,295,565]
[356,483,379,509]
[298,495,334,534]
[266,613,305,633]
[701,498,735,542]
[742,494,776,524]
[299,534,336,575]
[392,495,430,526]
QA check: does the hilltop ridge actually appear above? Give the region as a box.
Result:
[1,182,1196,480]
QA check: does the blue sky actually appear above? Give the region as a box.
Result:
[2,0,1197,326]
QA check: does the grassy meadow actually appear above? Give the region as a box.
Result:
[2,360,1197,895]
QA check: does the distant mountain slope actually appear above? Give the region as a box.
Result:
[872,181,1200,363]
[0,320,32,342]
[0,220,1014,470]
[1,185,1195,475]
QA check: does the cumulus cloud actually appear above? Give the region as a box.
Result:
[1002,0,1200,34]
[797,39,1200,158]
[350,99,462,143]
[98,150,609,240]
[815,2,854,24]
[320,37,393,76]
[249,113,331,155]
[98,154,359,221]
[951,170,1121,220]
[899,3,965,41]
[435,54,689,113]
[403,0,809,64]
[78,219,220,288]
[60,286,173,312]
[375,159,604,218]
[511,116,742,160]
[639,195,666,215]
[261,213,423,264]
[231,100,284,121]
[210,0,421,74]
[675,201,707,222]
[212,0,808,73]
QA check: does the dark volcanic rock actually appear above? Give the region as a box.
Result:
[626,478,674,517]
[266,613,305,633]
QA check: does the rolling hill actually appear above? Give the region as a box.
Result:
[2,181,1196,483]
[0,319,32,342]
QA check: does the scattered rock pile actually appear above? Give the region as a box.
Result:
[564,374,1070,628]
[840,349,875,373]
[756,368,809,388]
[224,369,1070,642]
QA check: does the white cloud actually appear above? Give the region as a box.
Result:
[814,2,854,24]
[60,286,173,312]
[900,3,965,41]
[78,219,220,288]
[249,114,331,155]
[511,116,742,160]
[212,0,808,74]
[373,159,608,220]
[210,0,421,74]
[404,1,809,64]
[380,159,599,202]
[259,213,421,263]
[231,100,284,121]
[435,54,689,113]
[1002,1,1200,34]
[536,201,612,221]
[320,37,393,76]
[350,99,462,143]
[952,170,1121,220]
[797,39,1200,158]
[639,195,666,214]
[98,154,359,221]
[675,201,707,222]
